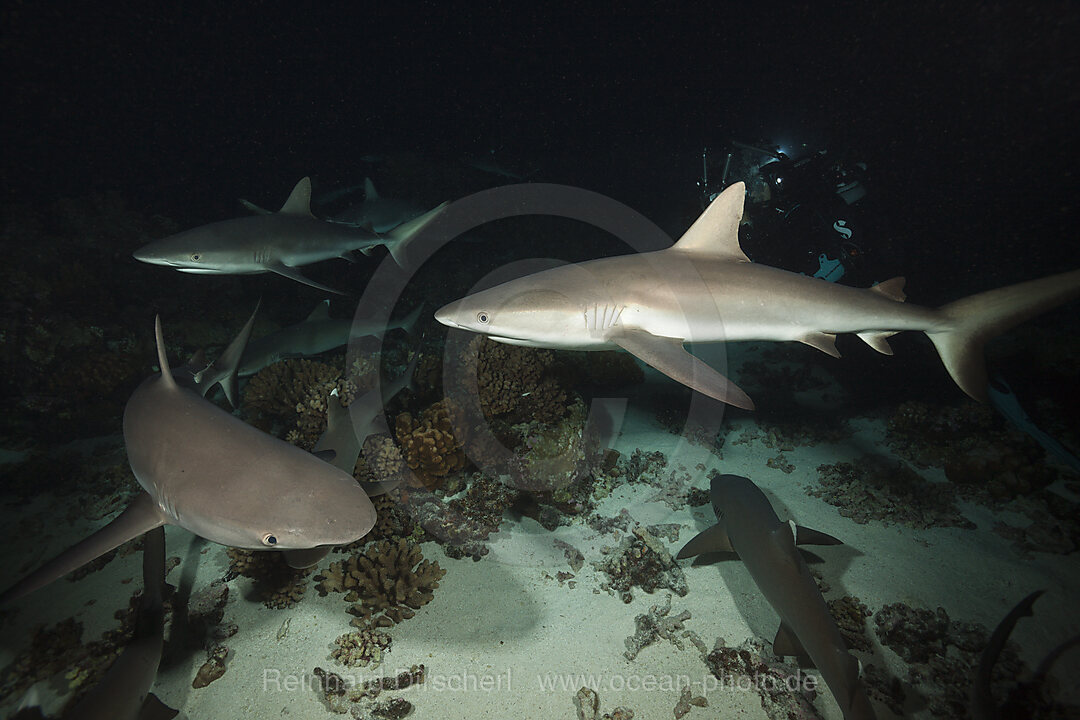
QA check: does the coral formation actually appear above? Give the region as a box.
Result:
[315,539,446,628]
[810,456,975,529]
[595,525,689,603]
[703,638,821,720]
[394,399,467,488]
[461,336,569,423]
[827,595,873,652]
[314,663,425,712]
[330,629,393,668]
[872,602,1017,719]
[573,686,638,720]
[192,644,230,688]
[225,548,313,609]
[623,593,704,661]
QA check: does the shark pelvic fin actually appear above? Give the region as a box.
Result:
[671,182,751,262]
[267,262,347,295]
[279,177,315,217]
[676,523,736,559]
[610,328,755,409]
[928,269,1080,402]
[0,492,167,605]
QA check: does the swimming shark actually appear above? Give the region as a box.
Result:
[0,316,378,604]
[678,473,875,720]
[334,178,426,233]
[237,300,422,377]
[61,526,177,720]
[434,181,1080,409]
[133,177,447,294]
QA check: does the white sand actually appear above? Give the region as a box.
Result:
[2,359,1078,720]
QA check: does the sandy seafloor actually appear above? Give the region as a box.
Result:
[1,343,1078,720]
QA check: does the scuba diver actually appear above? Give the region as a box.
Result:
[698,140,882,286]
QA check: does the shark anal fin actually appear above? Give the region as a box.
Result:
[283,546,332,569]
[609,329,754,410]
[676,523,736,559]
[773,621,808,659]
[856,331,897,355]
[793,525,844,546]
[267,262,347,295]
[0,492,166,605]
[799,332,840,358]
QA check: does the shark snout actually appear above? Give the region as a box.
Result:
[434,301,462,329]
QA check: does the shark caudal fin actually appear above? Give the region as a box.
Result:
[927,269,1080,402]
[194,300,260,407]
[386,201,449,268]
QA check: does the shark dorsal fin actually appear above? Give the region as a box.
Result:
[364,177,379,200]
[154,316,178,390]
[279,177,314,217]
[306,299,331,323]
[671,182,750,262]
[869,276,907,302]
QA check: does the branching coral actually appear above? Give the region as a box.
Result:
[314,539,446,628]
[595,525,689,603]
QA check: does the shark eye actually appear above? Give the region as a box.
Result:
[476,311,490,324]
[190,253,202,262]
[261,533,278,546]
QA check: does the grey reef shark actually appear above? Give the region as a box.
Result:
[0,314,377,605]
[435,181,1080,409]
[133,176,447,294]
[678,473,876,720]
[242,177,425,233]
[237,299,422,377]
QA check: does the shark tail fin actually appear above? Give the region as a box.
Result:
[194,300,261,407]
[386,201,449,268]
[927,269,1080,402]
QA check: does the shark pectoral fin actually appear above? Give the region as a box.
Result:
[138,693,180,720]
[0,492,166,605]
[676,523,735,559]
[339,250,361,264]
[267,263,347,296]
[360,478,403,497]
[283,547,332,569]
[799,332,840,357]
[609,329,754,409]
[772,622,808,659]
[856,331,897,355]
[793,524,844,546]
